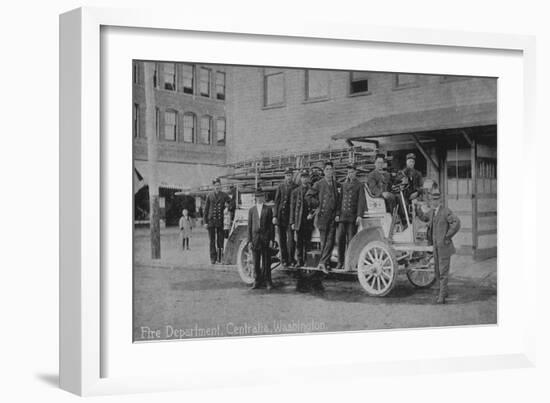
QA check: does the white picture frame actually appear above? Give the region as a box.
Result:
[59,6,537,396]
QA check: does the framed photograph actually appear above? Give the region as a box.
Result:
[60,7,536,396]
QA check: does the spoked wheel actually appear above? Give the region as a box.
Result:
[236,239,255,284]
[406,253,436,288]
[357,240,398,296]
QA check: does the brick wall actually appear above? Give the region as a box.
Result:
[225,67,497,163]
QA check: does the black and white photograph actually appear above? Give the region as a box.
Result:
[132,61,497,342]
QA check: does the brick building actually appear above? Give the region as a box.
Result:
[133,62,497,259]
[132,61,229,224]
[225,67,497,259]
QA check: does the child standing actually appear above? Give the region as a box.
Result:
[178,209,193,250]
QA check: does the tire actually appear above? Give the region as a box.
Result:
[357,240,398,297]
[236,238,255,284]
[406,253,436,289]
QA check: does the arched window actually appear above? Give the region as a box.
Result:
[183,113,196,143]
[216,117,226,145]
[200,115,212,144]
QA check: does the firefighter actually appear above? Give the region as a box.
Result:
[290,169,314,267]
[367,154,396,214]
[305,161,340,275]
[204,178,230,264]
[273,168,297,268]
[401,153,423,202]
[335,164,366,270]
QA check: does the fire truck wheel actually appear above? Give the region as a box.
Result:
[357,240,398,297]
[406,253,436,288]
[236,238,255,285]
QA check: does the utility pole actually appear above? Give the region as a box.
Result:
[144,62,161,259]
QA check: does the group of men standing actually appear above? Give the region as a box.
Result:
[205,152,461,303]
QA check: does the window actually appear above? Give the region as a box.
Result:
[132,62,139,84]
[155,108,160,138]
[349,71,369,94]
[183,113,196,143]
[182,64,194,94]
[264,71,285,107]
[164,110,177,141]
[394,73,417,89]
[216,71,226,100]
[305,70,329,100]
[199,67,211,97]
[200,115,212,144]
[133,104,140,138]
[163,63,176,91]
[447,160,471,179]
[216,117,226,145]
[153,63,158,88]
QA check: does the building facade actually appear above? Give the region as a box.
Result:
[132,61,229,223]
[225,67,497,259]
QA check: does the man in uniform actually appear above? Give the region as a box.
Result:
[248,189,275,290]
[306,161,340,275]
[290,170,314,267]
[335,164,366,270]
[401,153,423,202]
[367,154,396,214]
[273,168,297,268]
[204,178,230,264]
[417,189,461,304]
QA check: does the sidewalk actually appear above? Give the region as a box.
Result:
[451,255,497,289]
[134,226,497,288]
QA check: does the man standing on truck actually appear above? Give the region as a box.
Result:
[306,161,340,276]
[204,178,230,264]
[273,168,297,269]
[290,170,314,268]
[416,189,461,304]
[335,164,366,271]
[367,154,396,214]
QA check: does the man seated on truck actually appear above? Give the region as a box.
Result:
[367,154,396,214]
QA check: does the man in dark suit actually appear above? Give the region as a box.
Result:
[417,189,461,304]
[273,168,297,268]
[290,170,314,267]
[248,189,275,290]
[367,154,396,214]
[335,164,366,270]
[204,178,230,264]
[306,161,340,274]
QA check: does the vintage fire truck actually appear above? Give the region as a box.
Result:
[215,146,437,297]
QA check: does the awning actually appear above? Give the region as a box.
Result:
[332,102,497,141]
[134,160,227,193]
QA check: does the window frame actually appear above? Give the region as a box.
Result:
[199,67,211,97]
[163,109,178,142]
[181,64,194,95]
[132,103,140,138]
[348,71,371,96]
[215,71,226,101]
[304,69,330,102]
[199,115,212,145]
[163,63,177,91]
[216,117,226,146]
[182,112,196,143]
[392,73,419,90]
[263,70,286,108]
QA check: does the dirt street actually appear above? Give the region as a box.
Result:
[133,227,497,341]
